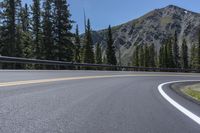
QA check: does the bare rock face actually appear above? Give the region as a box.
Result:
[84,5,200,65]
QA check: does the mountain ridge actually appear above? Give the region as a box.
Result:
[84,5,200,65]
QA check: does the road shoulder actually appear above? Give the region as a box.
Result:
[171,82,200,106]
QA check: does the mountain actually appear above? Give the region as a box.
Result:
[85,5,200,65]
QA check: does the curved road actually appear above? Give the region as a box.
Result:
[0,70,200,133]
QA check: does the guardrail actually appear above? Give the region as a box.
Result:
[0,56,199,72]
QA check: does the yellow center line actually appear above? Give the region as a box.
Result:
[0,74,200,87]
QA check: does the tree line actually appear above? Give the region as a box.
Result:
[132,31,200,70]
[0,0,117,69]
[0,0,200,71]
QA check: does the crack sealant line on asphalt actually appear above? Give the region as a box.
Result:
[158,80,200,125]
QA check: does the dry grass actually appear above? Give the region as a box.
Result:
[182,84,200,101]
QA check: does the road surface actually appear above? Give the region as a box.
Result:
[0,70,200,133]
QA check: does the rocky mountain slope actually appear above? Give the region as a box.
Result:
[88,5,200,65]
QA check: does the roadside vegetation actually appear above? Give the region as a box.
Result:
[0,0,117,69]
[182,84,200,101]
[0,0,200,70]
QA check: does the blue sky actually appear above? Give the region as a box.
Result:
[2,0,200,33]
[69,0,200,33]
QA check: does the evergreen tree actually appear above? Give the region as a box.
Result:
[173,31,180,68]
[159,38,174,68]
[103,55,107,64]
[159,45,165,68]
[80,44,85,63]
[20,4,33,59]
[164,43,168,68]
[83,19,95,63]
[159,46,163,68]
[139,45,144,67]
[95,43,102,64]
[133,45,139,66]
[74,25,81,63]
[0,2,3,57]
[53,0,74,62]
[42,0,54,60]
[31,0,41,59]
[0,0,24,69]
[144,45,149,67]
[190,44,197,69]
[1,0,17,57]
[21,4,29,32]
[166,38,174,68]
[0,1,3,19]
[197,29,200,69]
[106,25,117,65]
[138,45,144,67]
[181,39,188,69]
[149,43,156,67]
[15,0,23,58]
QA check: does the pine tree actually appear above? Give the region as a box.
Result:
[0,1,3,18]
[1,0,17,57]
[15,0,23,58]
[53,0,74,62]
[80,44,85,63]
[20,4,33,59]
[149,43,156,67]
[31,0,41,59]
[197,29,200,69]
[0,2,3,58]
[95,43,102,64]
[144,45,149,67]
[159,46,163,68]
[83,19,95,63]
[190,44,197,69]
[173,31,180,68]
[106,25,117,65]
[181,39,188,69]
[139,45,144,67]
[164,43,168,68]
[103,55,107,64]
[133,45,139,66]
[21,4,29,32]
[0,0,24,69]
[74,25,81,63]
[159,45,165,68]
[159,38,174,68]
[166,38,174,68]
[42,0,54,60]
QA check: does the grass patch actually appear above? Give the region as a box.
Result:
[182,84,200,101]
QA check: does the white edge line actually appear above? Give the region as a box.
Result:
[158,80,200,125]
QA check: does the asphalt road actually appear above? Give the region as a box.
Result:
[0,70,200,133]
